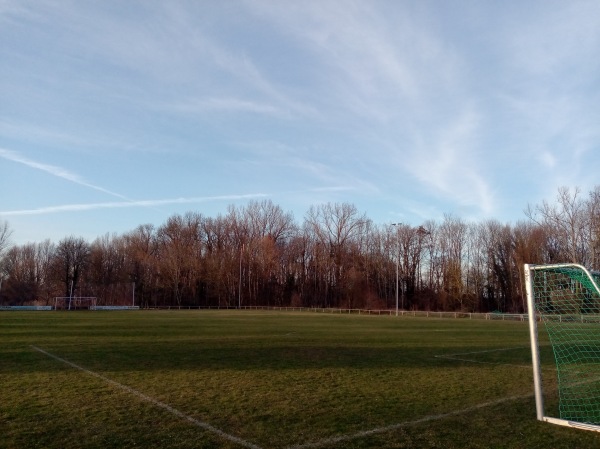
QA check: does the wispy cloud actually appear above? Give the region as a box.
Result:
[168,97,283,117]
[234,139,379,195]
[0,148,130,201]
[0,120,87,147]
[244,0,491,215]
[18,1,318,122]
[0,0,37,22]
[245,1,457,120]
[305,186,356,193]
[407,107,495,215]
[0,193,270,216]
[492,8,600,195]
[3,0,600,245]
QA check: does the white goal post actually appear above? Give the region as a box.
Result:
[53,296,97,310]
[525,263,600,432]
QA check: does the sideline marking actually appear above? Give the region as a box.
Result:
[286,393,533,449]
[31,346,262,449]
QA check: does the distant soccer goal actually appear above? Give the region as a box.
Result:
[53,297,97,311]
[525,263,600,432]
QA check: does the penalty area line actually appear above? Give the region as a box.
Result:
[286,393,533,449]
[434,346,533,368]
[31,346,262,449]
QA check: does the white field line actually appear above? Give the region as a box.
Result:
[286,393,533,449]
[31,346,263,449]
[434,346,533,368]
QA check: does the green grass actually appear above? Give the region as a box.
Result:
[1,310,600,448]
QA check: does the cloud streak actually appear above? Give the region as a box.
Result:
[0,186,356,217]
[0,193,270,216]
[0,148,131,201]
[168,97,283,117]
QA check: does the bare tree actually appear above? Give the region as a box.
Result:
[438,214,467,310]
[0,221,12,297]
[482,220,521,312]
[1,240,57,305]
[304,203,369,306]
[54,236,91,298]
[513,221,549,310]
[124,224,158,308]
[526,186,588,264]
[0,220,11,255]
[89,233,130,305]
[156,213,203,305]
[586,186,600,270]
[389,223,430,310]
[200,215,236,306]
[3,244,37,304]
[36,240,57,303]
[235,200,297,305]
[244,199,296,243]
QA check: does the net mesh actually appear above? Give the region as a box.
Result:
[53,297,97,310]
[531,265,600,424]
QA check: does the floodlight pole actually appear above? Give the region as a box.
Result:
[396,255,399,316]
[239,244,243,309]
[68,280,74,311]
[392,223,402,316]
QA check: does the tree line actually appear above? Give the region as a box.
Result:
[1,186,600,312]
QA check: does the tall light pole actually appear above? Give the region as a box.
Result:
[391,223,401,316]
[415,225,430,292]
[238,243,243,309]
[68,279,74,311]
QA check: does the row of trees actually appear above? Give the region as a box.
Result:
[2,186,600,312]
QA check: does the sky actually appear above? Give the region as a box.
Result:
[1,0,600,245]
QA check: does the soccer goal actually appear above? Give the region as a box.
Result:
[525,263,600,432]
[53,296,97,311]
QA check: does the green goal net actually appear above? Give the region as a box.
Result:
[525,263,600,431]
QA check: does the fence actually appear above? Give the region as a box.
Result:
[0,303,559,322]
[146,305,530,321]
[0,305,53,311]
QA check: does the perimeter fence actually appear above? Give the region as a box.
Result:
[147,305,529,321]
[6,303,577,322]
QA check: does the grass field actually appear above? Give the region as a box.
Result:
[2,310,600,449]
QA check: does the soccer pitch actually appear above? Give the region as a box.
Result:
[2,311,600,448]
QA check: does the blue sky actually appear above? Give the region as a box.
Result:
[1,1,600,244]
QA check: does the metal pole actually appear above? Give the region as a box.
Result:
[396,255,399,316]
[525,264,544,421]
[68,280,73,311]
[132,282,135,307]
[401,277,405,311]
[392,223,401,316]
[239,244,242,309]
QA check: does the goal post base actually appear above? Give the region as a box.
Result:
[543,416,600,433]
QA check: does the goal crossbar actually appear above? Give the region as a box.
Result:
[525,263,600,432]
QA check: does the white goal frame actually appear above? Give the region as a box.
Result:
[525,263,600,433]
[53,296,97,311]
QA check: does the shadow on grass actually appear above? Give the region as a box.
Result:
[1,342,552,375]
